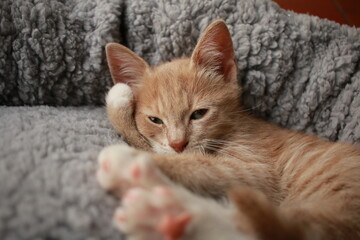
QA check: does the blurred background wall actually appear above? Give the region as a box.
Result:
[273,0,360,27]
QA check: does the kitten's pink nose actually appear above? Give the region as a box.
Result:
[169,141,188,153]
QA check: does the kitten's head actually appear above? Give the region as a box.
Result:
[106,20,241,154]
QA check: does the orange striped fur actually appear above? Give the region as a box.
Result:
[106,20,360,239]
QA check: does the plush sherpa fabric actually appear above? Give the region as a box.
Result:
[0,106,126,240]
[0,0,122,106]
[1,0,360,240]
[125,0,360,144]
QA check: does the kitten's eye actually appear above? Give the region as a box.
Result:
[190,109,208,120]
[149,117,164,125]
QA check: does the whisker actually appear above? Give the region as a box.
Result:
[203,144,237,159]
[200,138,264,162]
[230,103,263,114]
[190,142,208,155]
[207,147,236,159]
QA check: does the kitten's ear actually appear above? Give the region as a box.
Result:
[106,43,149,86]
[191,20,237,82]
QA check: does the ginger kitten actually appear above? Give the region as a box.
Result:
[97,20,360,240]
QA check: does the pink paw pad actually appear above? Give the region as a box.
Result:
[130,164,142,180]
[115,209,126,223]
[101,159,110,173]
[154,186,173,196]
[123,188,142,205]
[157,213,192,240]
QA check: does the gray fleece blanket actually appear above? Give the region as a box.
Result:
[1,0,360,239]
[0,0,122,105]
[0,106,123,240]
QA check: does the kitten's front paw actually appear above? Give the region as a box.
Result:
[113,185,248,240]
[106,83,133,109]
[114,186,192,240]
[97,145,168,193]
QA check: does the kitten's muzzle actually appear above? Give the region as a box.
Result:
[169,141,188,153]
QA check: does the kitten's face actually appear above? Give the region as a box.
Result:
[134,59,240,153]
[106,20,239,153]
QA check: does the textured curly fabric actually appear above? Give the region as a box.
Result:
[0,106,124,240]
[0,0,122,105]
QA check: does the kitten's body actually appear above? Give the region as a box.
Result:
[99,20,360,240]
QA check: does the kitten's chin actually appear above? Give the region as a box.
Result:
[150,142,177,154]
[152,146,176,154]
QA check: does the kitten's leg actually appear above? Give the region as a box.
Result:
[114,186,253,240]
[151,153,278,200]
[97,144,251,240]
[106,83,151,151]
[97,145,297,240]
[97,143,276,200]
[97,142,277,200]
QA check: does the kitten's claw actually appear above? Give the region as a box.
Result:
[113,186,192,240]
[106,83,133,109]
[96,145,168,193]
